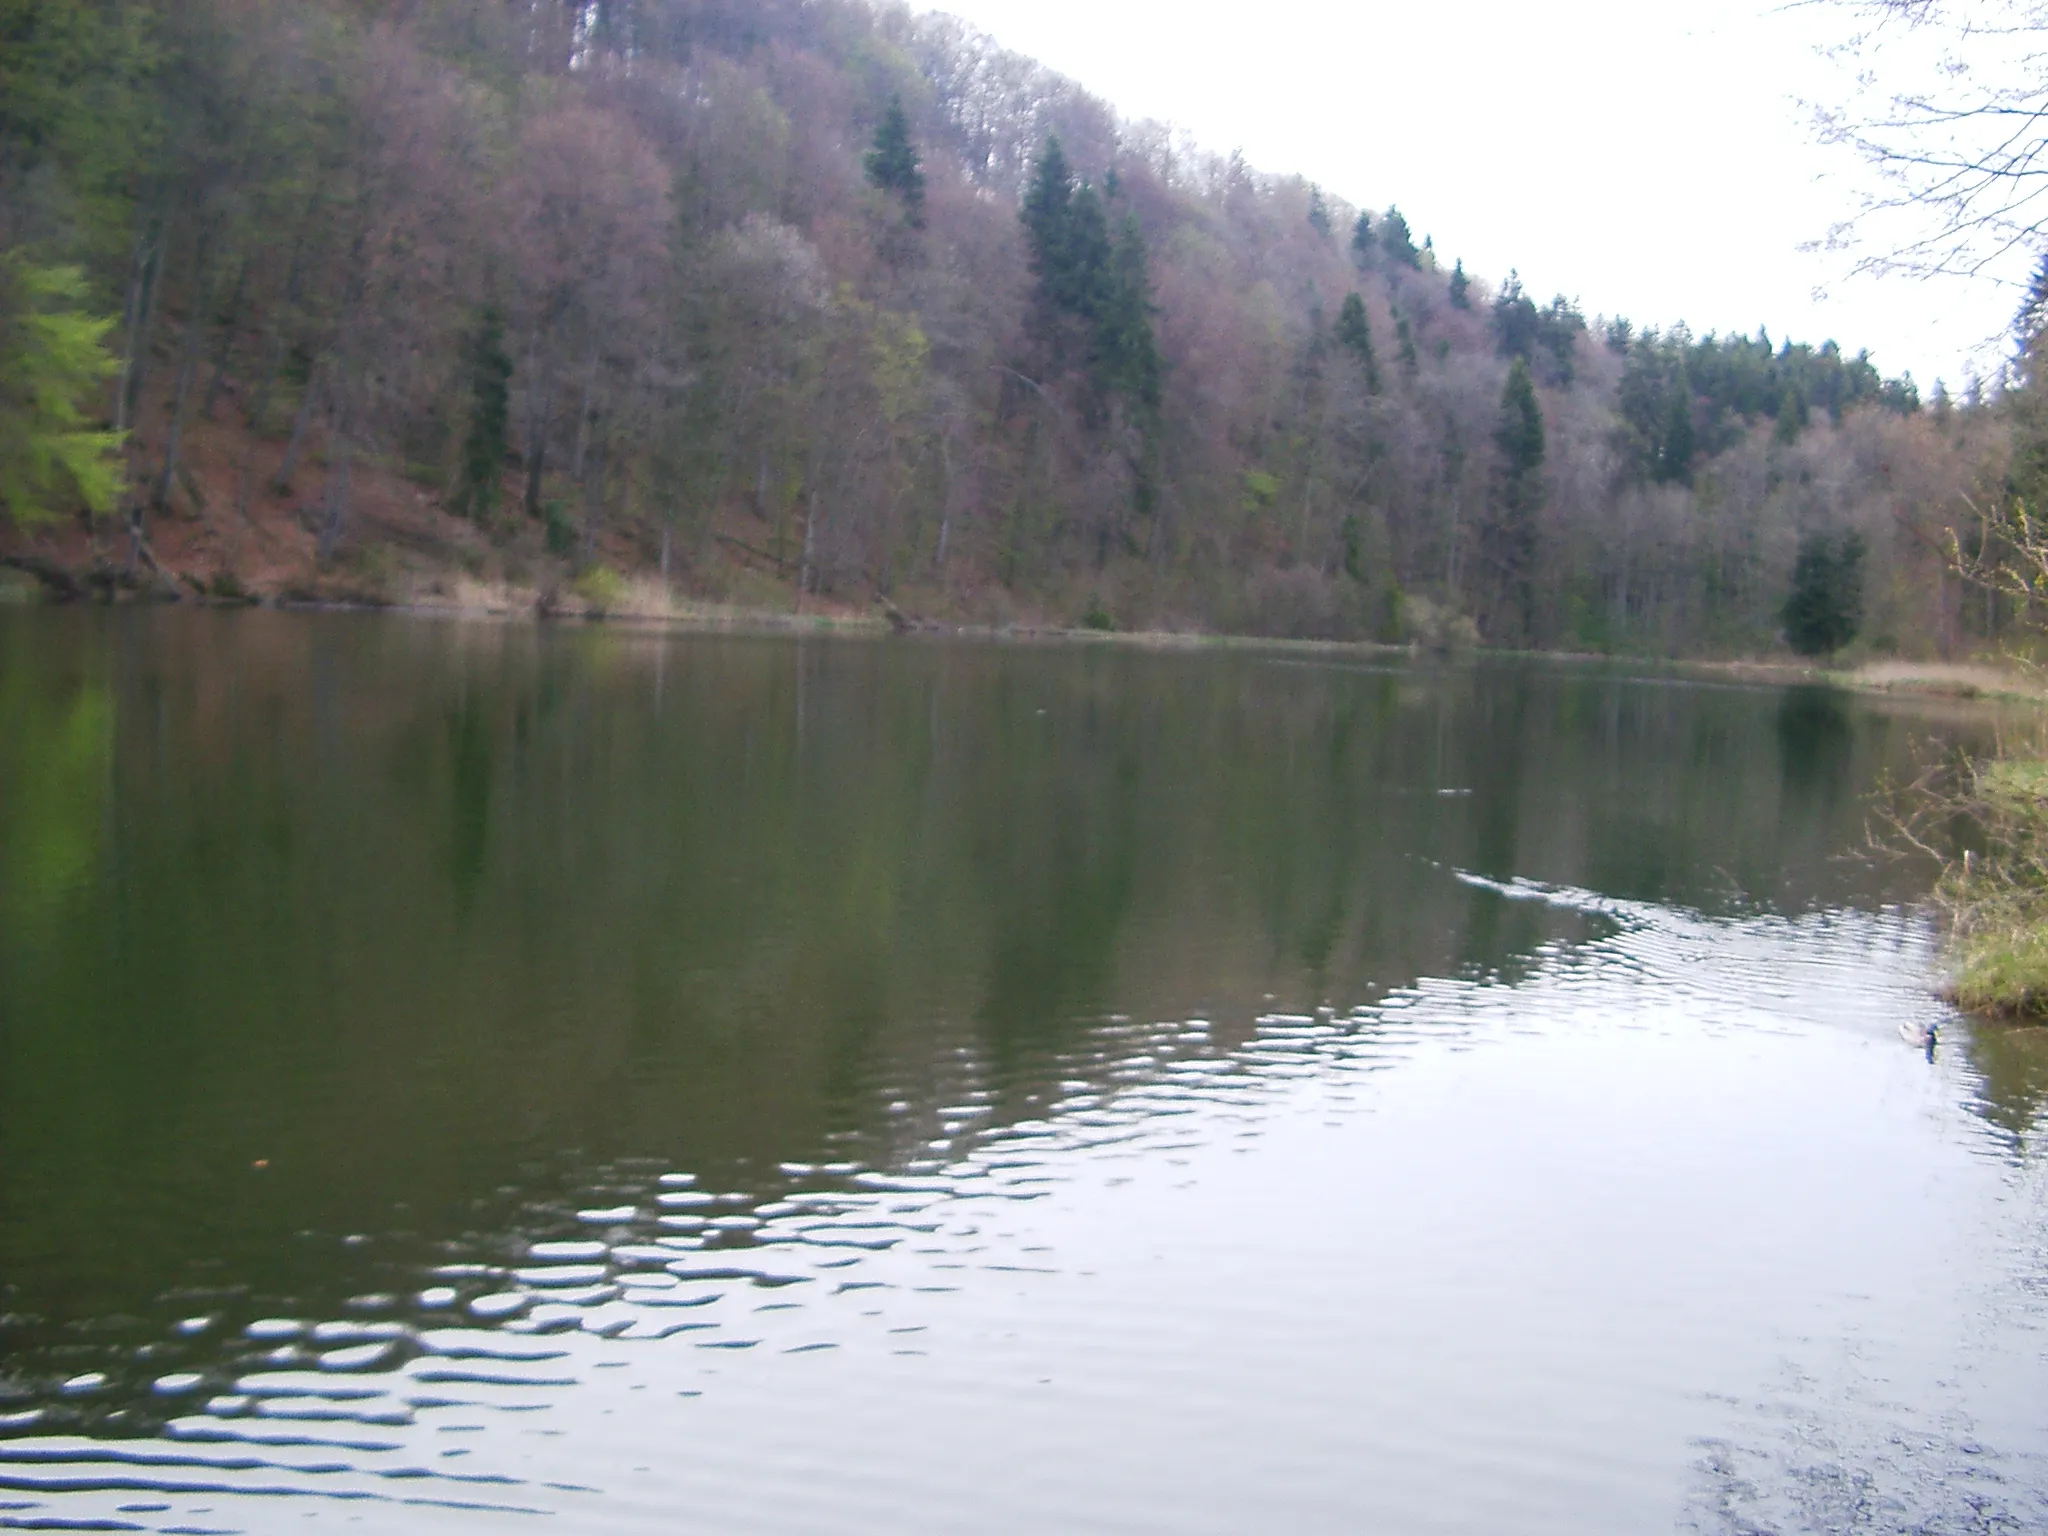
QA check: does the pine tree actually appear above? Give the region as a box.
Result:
[1773,382,1810,446]
[0,255,124,526]
[2007,255,2048,514]
[1395,311,1419,374]
[863,94,925,229]
[1350,210,1373,267]
[452,304,512,521]
[1094,212,1161,417]
[1381,206,1420,268]
[1064,183,1114,318]
[1489,357,1546,637]
[1335,292,1380,394]
[1020,138,1159,434]
[1656,372,1695,484]
[1448,259,1470,310]
[1307,186,1331,238]
[1782,531,1865,656]
[1492,270,1538,360]
[1022,137,1075,296]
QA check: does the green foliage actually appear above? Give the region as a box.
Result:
[863,94,925,229]
[1773,382,1810,446]
[1240,468,1281,511]
[1020,137,1161,425]
[452,304,512,522]
[573,563,628,613]
[542,500,577,557]
[1496,357,1545,492]
[1491,273,1583,385]
[1096,212,1162,415]
[1394,311,1418,374]
[1612,321,1911,481]
[1485,358,1546,638]
[1080,599,1115,631]
[2007,257,2048,515]
[1893,749,2048,1017]
[0,255,124,526]
[0,0,1955,652]
[1380,206,1420,268]
[1306,185,1330,238]
[0,0,159,256]
[1335,292,1379,393]
[1781,530,1865,656]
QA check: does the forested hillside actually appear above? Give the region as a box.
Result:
[0,0,2019,651]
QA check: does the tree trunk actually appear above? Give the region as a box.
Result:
[155,251,213,513]
[115,217,163,437]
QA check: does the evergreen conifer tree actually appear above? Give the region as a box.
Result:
[1307,186,1331,238]
[1094,212,1161,416]
[1656,375,1695,484]
[1773,382,1810,446]
[1020,139,1161,442]
[1350,210,1373,267]
[1491,271,1538,361]
[1381,207,1420,268]
[1489,357,1546,636]
[1064,183,1114,317]
[863,95,925,229]
[1448,260,1470,310]
[2006,255,2048,514]
[1022,137,1075,296]
[1335,292,1380,394]
[1782,531,1865,656]
[0,255,123,526]
[1395,311,1419,374]
[452,304,513,521]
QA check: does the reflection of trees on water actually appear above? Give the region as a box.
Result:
[1777,684,1856,811]
[1957,1020,2048,1151]
[0,613,2022,1401]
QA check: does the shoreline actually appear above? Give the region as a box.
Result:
[8,557,2043,703]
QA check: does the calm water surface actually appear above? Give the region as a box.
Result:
[1,610,2045,1534]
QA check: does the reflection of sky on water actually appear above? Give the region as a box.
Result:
[2,892,2043,1534]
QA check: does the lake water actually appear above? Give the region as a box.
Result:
[1,609,2045,1534]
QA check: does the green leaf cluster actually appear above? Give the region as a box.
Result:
[0,254,124,526]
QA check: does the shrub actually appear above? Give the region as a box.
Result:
[573,564,628,615]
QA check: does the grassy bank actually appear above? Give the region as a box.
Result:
[1925,750,2048,1017]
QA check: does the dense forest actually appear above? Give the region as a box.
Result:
[0,0,2028,651]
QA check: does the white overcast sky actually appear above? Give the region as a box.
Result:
[921,0,2023,391]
